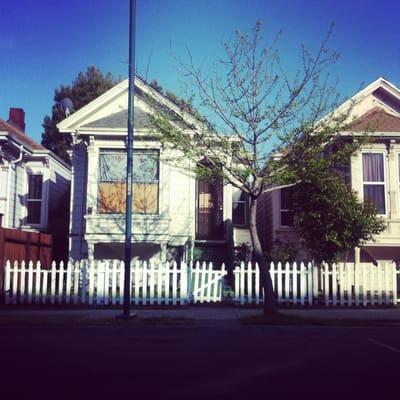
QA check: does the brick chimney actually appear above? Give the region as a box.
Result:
[8,108,25,132]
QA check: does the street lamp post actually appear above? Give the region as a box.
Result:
[121,0,136,318]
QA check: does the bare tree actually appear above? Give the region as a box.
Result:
[151,22,374,315]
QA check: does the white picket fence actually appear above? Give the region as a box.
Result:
[4,259,400,307]
[234,262,314,306]
[319,262,398,306]
[233,261,399,306]
[3,260,227,306]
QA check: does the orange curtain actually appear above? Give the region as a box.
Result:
[98,182,158,214]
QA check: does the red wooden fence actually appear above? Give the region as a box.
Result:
[0,222,52,297]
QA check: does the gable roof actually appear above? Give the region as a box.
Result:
[350,107,400,132]
[273,78,400,159]
[355,77,400,110]
[0,117,71,170]
[322,77,400,123]
[0,118,45,150]
[57,76,206,133]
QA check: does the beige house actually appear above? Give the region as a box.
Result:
[257,77,400,264]
[57,77,251,263]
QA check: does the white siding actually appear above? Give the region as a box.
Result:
[6,163,25,228]
[0,167,8,224]
[48,157,70,211]
[233,228,251,246]
[168,162,194,242]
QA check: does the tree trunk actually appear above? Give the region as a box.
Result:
[249,197,278,316]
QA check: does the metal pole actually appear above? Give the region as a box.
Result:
[122,0,136,317]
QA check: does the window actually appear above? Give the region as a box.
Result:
[27,174,43,224]
[334,160,351,187]
[232,189,248,226]
[362,153,386,214]
[280,187,294,227]
[98,150,159,214]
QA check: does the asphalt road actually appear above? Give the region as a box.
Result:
[1,324,399,399]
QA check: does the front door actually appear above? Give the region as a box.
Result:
[196,177,223,240]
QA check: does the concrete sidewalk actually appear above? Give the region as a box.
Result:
[0,307,400,325]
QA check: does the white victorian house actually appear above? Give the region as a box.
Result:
[257,77,400,264]
[57,77,251,263]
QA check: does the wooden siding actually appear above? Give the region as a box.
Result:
[69,143,88,260]
[47,158,71,262]
[256,190,274,252]
[6,163,25,228]
[85,215,170,240]
[168,163,193,241]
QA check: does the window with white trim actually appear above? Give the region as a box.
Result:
[232,189,249,226]
[27,174,43,224]
[98,150,159,214]
[362,153,386,214]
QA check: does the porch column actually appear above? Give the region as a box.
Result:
[354,246,361,264]
[350,150,362,199]
[86,136,98,214]
[87,241,94,261]
[160,243,167,263]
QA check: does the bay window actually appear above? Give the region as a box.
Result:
[98,150,159,214]
[362,153,386,214]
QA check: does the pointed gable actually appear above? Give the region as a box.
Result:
[57,77,205,134]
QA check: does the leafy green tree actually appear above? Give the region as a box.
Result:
[151,22,384,315]
[289,169,386,264]
[293,180,386,263]
[277,122,386,263]
[41,66,118,162]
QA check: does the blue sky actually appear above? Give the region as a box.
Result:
[1,0,400,143]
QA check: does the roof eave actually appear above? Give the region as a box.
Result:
[341,130,400,137]
[0,131,70,170]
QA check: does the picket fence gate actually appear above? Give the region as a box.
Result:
[3,260,227,306]
[233,261,399,306]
